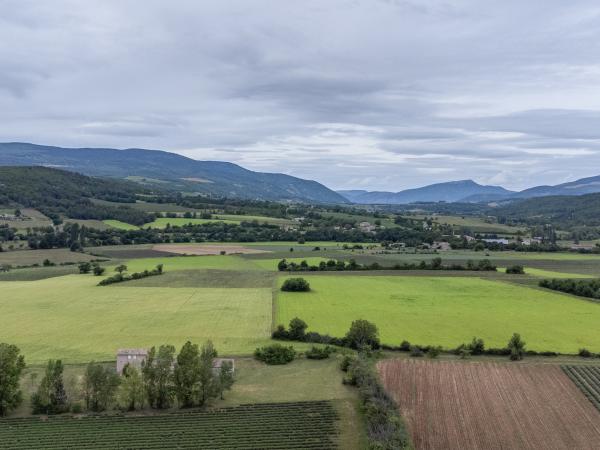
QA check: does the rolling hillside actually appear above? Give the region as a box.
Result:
[0,143,347,204]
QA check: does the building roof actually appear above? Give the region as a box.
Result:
[117,348,149,356]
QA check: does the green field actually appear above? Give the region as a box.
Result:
[145,217,241,228]
[0,275,272,363]
[253,257,328,271]
[499,267,593,279]
[0,248,97,266]
[120,255,260,272]
[276,275,600,353]
[103,219,140,230]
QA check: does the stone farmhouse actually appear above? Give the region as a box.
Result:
[116,349,235,375]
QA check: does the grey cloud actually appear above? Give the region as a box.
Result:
[1,1,600,191]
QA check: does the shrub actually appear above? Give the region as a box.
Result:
[399,340,411,352]
[345,319,380,350]
[410,345,424,357]
[288,317,308,340]
[254,344,296,365]
[579,348,594,358]
[427,346,442,358]
[508,333,526,361]
[468,337,485,355]
[281,278,311,292]
[305,346,334,360]
[340,354,356,372]
[92,264,105,276]
[78,262,91,274]
[506,265,525,274]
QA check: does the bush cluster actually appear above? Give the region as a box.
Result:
[304,346,335,360]
[98,264,164,286]
[539,278,600,299]
[254,344,296,365]
[280,277,311,292]
[506,265,525,274]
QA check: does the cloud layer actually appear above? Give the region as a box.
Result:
[2,0,600,190]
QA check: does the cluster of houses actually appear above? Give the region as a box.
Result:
[116,349,235,375]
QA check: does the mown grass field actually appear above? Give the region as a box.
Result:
[144,217,241,228]
[0,275,272,363]
[276,275,600,353]
[0,248,98,266]
[120,255,261,272]
[103,219,140,230]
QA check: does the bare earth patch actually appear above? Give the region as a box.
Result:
[378,359,600,450]
[152,244,270,255]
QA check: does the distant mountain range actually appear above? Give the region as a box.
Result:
[338,180,514,204]
[338,176,600,204]
[3,142,600,205]
[0,143,347,204]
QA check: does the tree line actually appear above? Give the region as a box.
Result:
[278,257,497,272]
[539,278,600,300]
[0,341,234,417]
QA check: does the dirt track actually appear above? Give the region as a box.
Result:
[152,244,269,255]
[378,359,600,450]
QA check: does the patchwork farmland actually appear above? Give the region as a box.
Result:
[378,359,600,450]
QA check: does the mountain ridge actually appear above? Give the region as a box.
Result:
[0,142,348,204]
[338,176,600,204]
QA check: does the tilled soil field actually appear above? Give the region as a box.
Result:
[378,359,600,450]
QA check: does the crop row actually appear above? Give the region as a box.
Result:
[0,401,339,449]
[562,365,600,411]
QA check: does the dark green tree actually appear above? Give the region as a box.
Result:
[508,333,526,361]
[118,364,144,411]
[83,362,120,412]
[31,359,69,414]
[288,317,308,341]
[115,264,128,274]
[345,319,380,349]
[78,262,91,274]
[142,345,175,409]
[0,343,26,416]
[198,341,217,405]
[174,341,201,407]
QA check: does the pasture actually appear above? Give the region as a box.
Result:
[120,255,260,272]
[0,248,97,266]
[0,275,272,363]
[276,275,600,353]
[103,219,140,230]
[378,359,600,450]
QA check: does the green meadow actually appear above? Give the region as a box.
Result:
[0,275,272,364]
[103,219,140,230]
[119,255,260,272]
[276,275,600,353]
[144,217,241,228]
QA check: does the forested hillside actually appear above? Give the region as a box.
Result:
[0,143,348,204]
[0,167,153,225]
[495,193,600,227]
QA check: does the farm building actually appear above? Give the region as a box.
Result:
[212,358,235,374]
[116,348,148,374]
[116,349,234,374]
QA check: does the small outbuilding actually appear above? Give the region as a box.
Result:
[116,348,148,374]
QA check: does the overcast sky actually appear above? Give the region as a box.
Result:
[2,1,600,191]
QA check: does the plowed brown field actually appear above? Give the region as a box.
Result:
[378,359,600,450]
